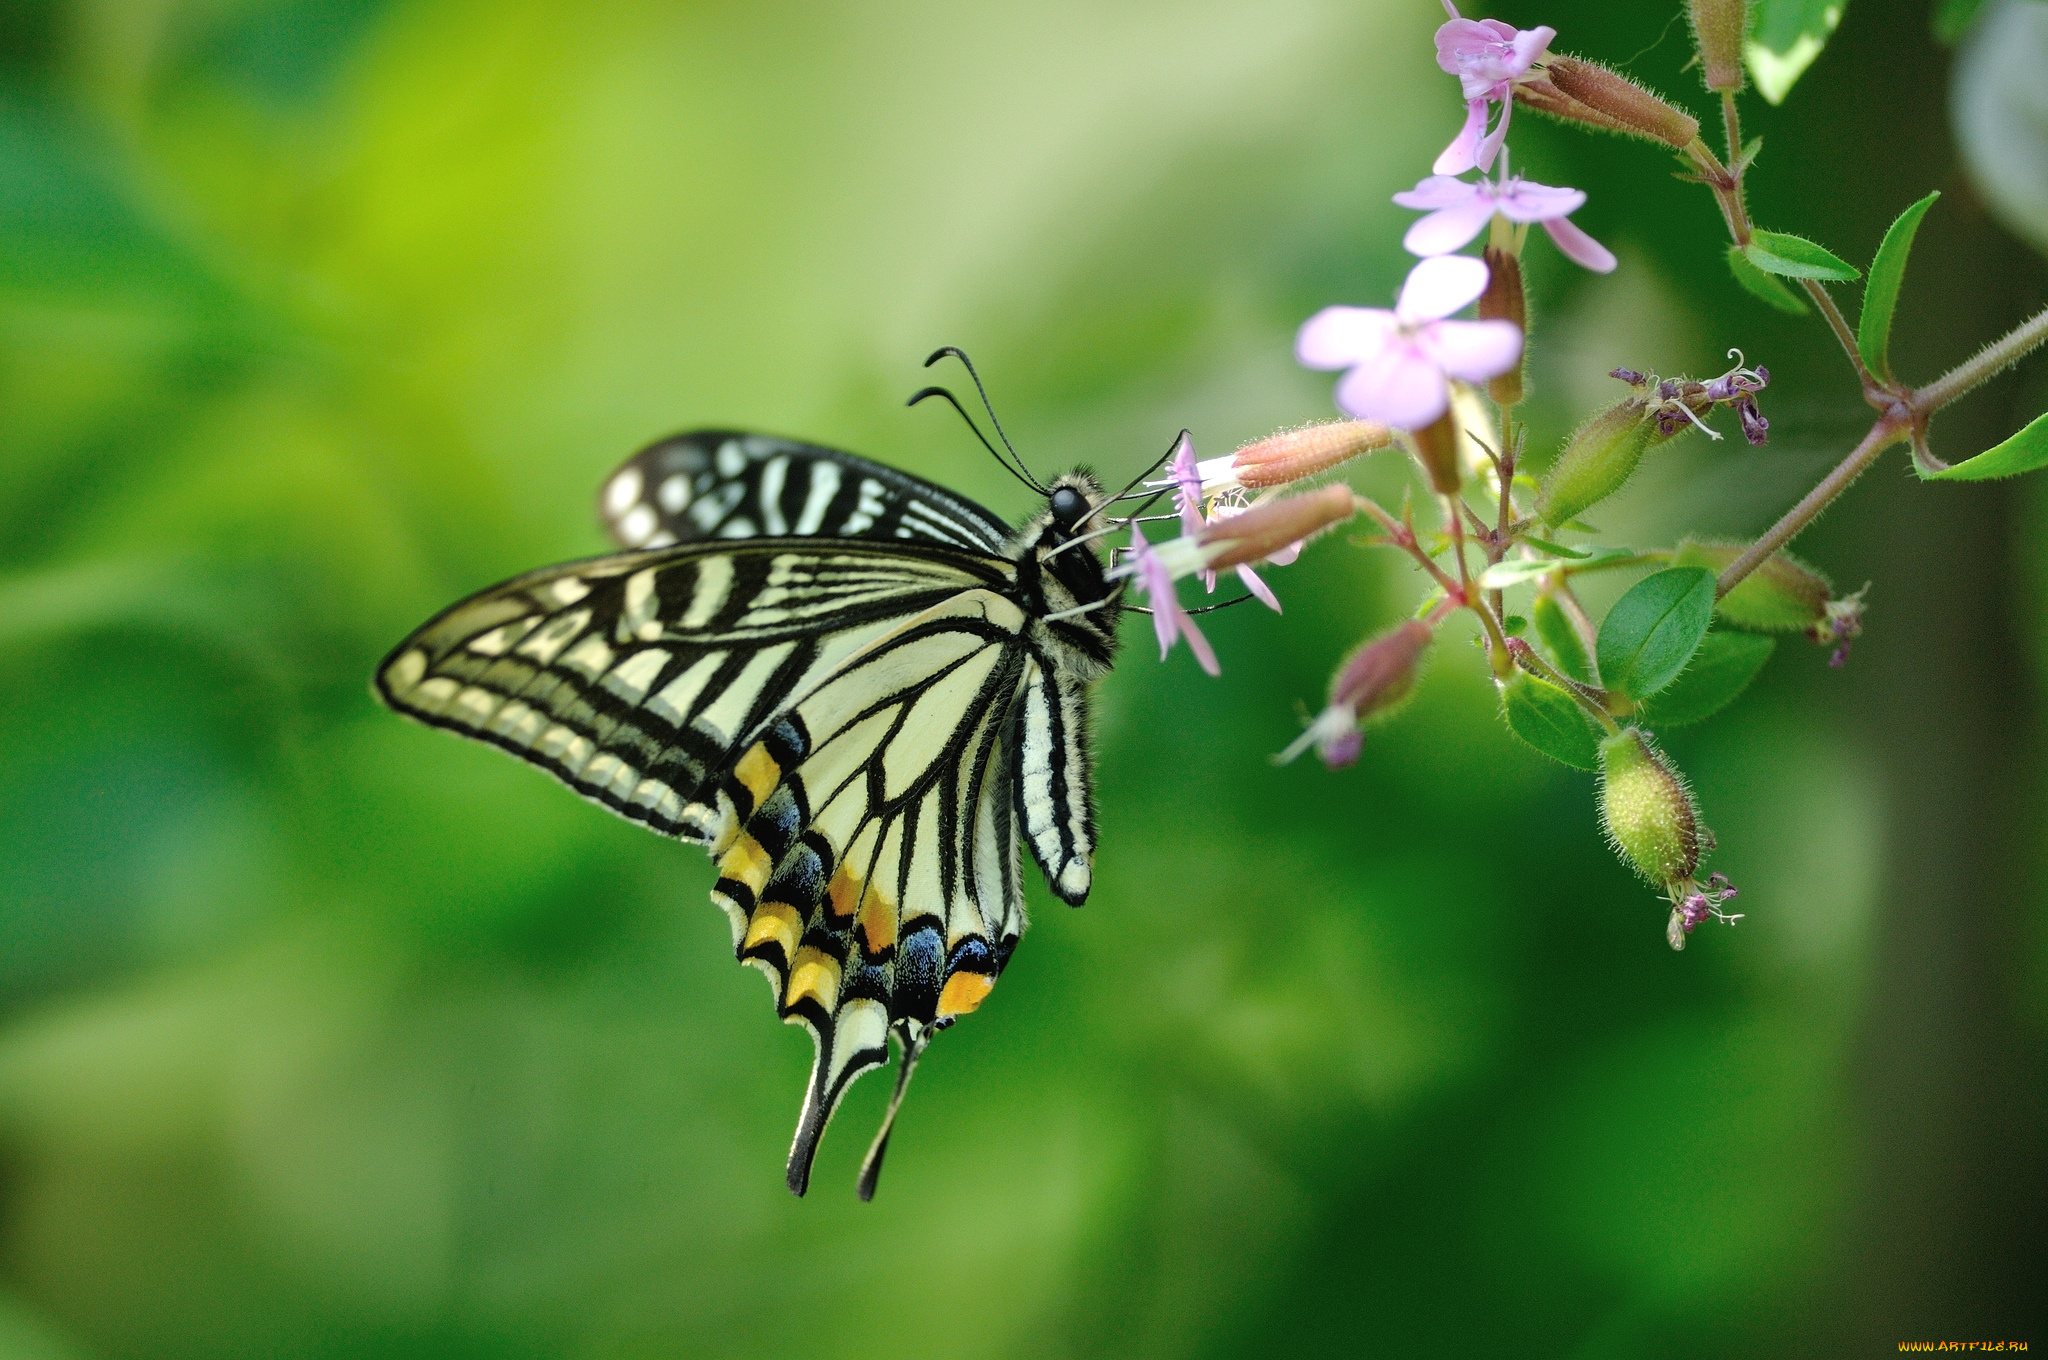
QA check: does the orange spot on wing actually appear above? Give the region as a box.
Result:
[826,862,863,924]
[937,971,994,1018]
[857,885,897,956]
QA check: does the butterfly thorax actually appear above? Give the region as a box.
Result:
[1006,470,1121,678]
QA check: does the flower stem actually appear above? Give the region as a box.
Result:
[1356,495,1464,599]
[1715,417,1908,597]
[1801,279,1876,388]
[1509,639,1621,735]
[1911,306,2048,413]
[1549,580,1601,664]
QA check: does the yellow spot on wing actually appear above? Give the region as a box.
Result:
[858,885,896,955]
[786,946,842,1013]
[719,834,772,894]
[734,744,780,807]
[937,971,994,1018]
[743,902,802,959]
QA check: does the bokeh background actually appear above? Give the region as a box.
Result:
[2,0,2043,1355]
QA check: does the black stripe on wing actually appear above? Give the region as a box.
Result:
[598,430,1013,555]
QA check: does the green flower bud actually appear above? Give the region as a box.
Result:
[1688,0,1748,92]
[1537,397,1656,528]
[1598,728,1701,889]
[1480,247,1527,406]
[1409,410,1462,495]
[1672,538,1832,632]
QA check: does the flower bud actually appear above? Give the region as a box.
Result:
[1230,420,1393,489]
[1671,538,1831,632]
[1536,397,1657,528]
[1688,0,1748,92]
[1599,727,1701,889]
[1408,411,1462,495]
[1197,483,1354,569]
[1480,247,1527,406]
[1276,619,1433,767]
[1539,56,1701,150]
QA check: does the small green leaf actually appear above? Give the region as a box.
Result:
[1735,136,1764,174]
[1503,614,1527,636]
[1637,632,1777,727]
[1519,536,1591,559]
[1727,244,1811,314]
[1744,230,1861,282]
[1533,593,1593,684]
[1596,567,1718,700]
[1925,409,2048,480]
[1501,673,1601,771]
[1857,191,1939,380]
[1933,0,1985,43]
[1745,0,1845,104]
[1414,588,1448,619]
[1479,557,1566,589]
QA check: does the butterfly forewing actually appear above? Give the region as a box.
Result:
[600,430,1012,555]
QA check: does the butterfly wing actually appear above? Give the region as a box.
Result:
[598,430,1013,555]
[376,539,1036,1193]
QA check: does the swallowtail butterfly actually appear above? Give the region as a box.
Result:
[376,401,1132,1198]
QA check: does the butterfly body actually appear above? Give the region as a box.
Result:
[377,431,1121,1195]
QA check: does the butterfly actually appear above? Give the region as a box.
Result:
[375,359,1157,1197]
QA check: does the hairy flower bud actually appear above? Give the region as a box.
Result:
[1231,420,1393,488]
[1672,539,1831,631]
[1688,0,1748,92]
[1198,484,1355,569]
[1537,56,1701,149]
[1599,728,1702,889]
[1277,619,1433,767]
[1409,410,1463,494]
[1536,397,1658,528]
[1480,247,1527,405]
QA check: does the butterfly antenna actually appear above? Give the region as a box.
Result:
[906,386,1040,493]
[1105,428,1191,512]
[857,1027,932,1201]
[924,346,1049,493]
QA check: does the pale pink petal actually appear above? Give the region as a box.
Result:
[1296,306,1396,370]
[1169,433,1205,537]
[1392,175,1479,211]
[1395,254,1490,324]
[1475,91,1512,171]
[1176,607,1221,675]
[1264,540,1303,567]
[1402,196,1497,256]
[1541,216,1618,273]
[1151,590,1179,659]
[1433,100,1488,175]
[1418,318,1524,383]
[1337,341,1450,429]
[1508,25,1556,74]
[1495,180,1586,223]
[1235,564,1282,612]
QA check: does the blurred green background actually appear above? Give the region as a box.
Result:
[2,0,2043,1356]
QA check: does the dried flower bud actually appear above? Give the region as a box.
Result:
[1536,397,1658,528]
[1668,871,1743,950]
[1408,410,1463,495]
[1540,56,1701,150]
[1688,0,1748,92]
[1599,727,1702,889]
[1197,484,1355,569]
[1231,420,1393,489]
[1812,586,1868,668]
[1672,539,1831,632]
[1276,620,1433,768]
[1480,247,1527,406]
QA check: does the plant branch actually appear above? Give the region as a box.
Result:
[1911,306,2048,413]
[1508,638,1621,735]
[1356,495,1464,599]
[1715,417,1908,597]
[1800,279,1876,389]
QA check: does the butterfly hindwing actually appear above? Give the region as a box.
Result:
[599,430,1013,556]
[706,589,1032,1193]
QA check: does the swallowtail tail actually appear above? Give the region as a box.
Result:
[376,421,1126,1197]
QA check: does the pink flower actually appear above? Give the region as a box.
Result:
[1296,255,1524,430]
[1433,9,1555,174]
[1170,435,1285,611]
[1122,518,1220,675]
[1392,172,1617,272]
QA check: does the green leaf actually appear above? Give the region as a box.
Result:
[1533,593,1593,684]
[1637,632,1777,727]
[1745,0,1845,104]
[1596,567,1718,700]
[1503,614,1528,636]
[1933,0,1985,43]
[1519,536,1591,559]
[1744,230,1861,282]
[1479,557,1567,589]
[1857,191,1939,380]
[1727,244,1811,314]
[1501,673,1601,771]
[1924,409,2048,480]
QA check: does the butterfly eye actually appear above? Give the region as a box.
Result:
[1049,486,1088,529]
